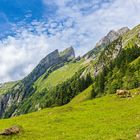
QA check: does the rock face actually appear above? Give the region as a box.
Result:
[23,47,75,89]
[23,49,60,88]
[95,30,119,48]
[94,37,122,76]
[60,46,75,61]
[117,27,130,36]
[95,27,129,48]
[90,27,130,76]
[84,27,129,63]
[0,47,75,118]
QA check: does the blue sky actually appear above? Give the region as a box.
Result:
[0,0,140,83]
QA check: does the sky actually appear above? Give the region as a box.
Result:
[0,0,140,83]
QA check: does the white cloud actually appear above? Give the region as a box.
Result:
[1,0,140,83]
[42,0,140,54]
[0,32,50,83]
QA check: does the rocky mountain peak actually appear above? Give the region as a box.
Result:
[23,47,75,88]
[106,30,119,42]
[95,27,129,48]
[60,46,75,61]
[117,27,130,35]
[95,30,119,48]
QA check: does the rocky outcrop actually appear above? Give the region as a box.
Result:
[85,27,129,77]
[95,30,119,48]
[23,47,75,89]
[0,82,28,118]
[94,37,122,76]
[84,27,129,61]
[60,46,75,61]
[23,49,60,88]
[95,27,129,48]
[0,47,75,118]
[117,27,130,36]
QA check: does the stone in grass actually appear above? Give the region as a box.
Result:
[0,125,22,136]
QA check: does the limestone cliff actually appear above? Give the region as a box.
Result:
[23,49,60,88]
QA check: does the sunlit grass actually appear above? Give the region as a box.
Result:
[0,91,140,139]
[0,82,17,95]
[34,60,84,91]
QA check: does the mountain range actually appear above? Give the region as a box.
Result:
[0,23,140,139]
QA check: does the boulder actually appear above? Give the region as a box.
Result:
[0,125,22,135]
[116,89,131,98]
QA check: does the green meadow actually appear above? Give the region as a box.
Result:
[34,60,84,90]
[0,87,140,140]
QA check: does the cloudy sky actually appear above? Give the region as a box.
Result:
[0,0,140,83]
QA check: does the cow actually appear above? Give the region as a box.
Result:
[116,89,131,98]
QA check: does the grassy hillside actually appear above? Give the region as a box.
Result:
[12,59,93,115]
[122,24,140,47]
[1,89,140,140]
[92,24,140,96]
[0,82,17,95]
[0,24,140,139]
[70,85,92,105]
[0,57,95,118]
[34,60,84,90]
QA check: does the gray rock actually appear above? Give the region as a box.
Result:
[95,30,119,48]
[95,27,129,48]
[60,46,75,61]
[23,49,60,88]
[117,27,130,36]
[94,38,122,76]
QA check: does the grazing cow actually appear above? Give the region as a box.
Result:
[116,89,131,98]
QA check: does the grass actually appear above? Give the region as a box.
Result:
[70,85,92,105]
[0,82,17,95]
[122,24,140,47]
[1,89,140,139]
[34,60,84,91]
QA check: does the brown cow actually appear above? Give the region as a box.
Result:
[116,89,131,98]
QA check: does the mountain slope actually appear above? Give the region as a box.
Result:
[0,46,94,118]
[34,60,84,90]
[0,23,140,139]
[1,91,140,140]
[0,24,140,120]
[0,82,17,95]
[0,47,82,118]
[92,24,140,96]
